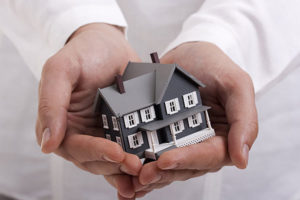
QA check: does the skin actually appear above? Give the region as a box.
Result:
[35,23,142,198]
[36,23,258,199]
[115,42,258,199]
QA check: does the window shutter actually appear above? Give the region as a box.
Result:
[150,106,156,119]
[183,94,189,108]
[193,91,198,105]
[134,112,140,124]
[197,113,202,124]
[124,115,130,128]
[140,109,146,122]
[188,116,194,127]
[175,98,180,111]
[137,132,144,145]
[179,120,185,131]
[128,135,134,148]
[165,101,171,114]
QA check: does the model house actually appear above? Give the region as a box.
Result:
[94,53,215,161]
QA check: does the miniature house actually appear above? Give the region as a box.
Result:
[94,53,215,161]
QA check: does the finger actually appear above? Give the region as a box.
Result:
[157,136,231,170]
[139,161,209,185]
[37,55,80,153]
[62,132,125,163]
[223,73,258,169]
[80,161,121,175]
[120,153,143,176]
[105,175,135,199]
[138,162,161,186]
[117,193,135,200]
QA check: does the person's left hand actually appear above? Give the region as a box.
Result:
[116,41,258,199]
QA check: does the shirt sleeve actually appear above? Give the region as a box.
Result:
[0,0,127,79]
[164,0,300,92]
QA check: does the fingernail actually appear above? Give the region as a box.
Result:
[243,144,249,167]
[161,163,178,170]
[149,174,161,184]
[103,155,118,163]
[41,128,51,150]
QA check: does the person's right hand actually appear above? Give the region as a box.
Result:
[35,23,142,199]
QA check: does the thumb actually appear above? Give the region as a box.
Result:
[37,57,79,153]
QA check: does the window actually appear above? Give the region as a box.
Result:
[116,136,122,146]
[140,106,156,122]
[183,91,198,108]
[170,120,185,134]
[188,113,202,128]
[105,134,111,140]
[165,98,180,115]
[102,114,109,129]
[128,132,144,149]
[124,112,139,128]
[112,116,119,131]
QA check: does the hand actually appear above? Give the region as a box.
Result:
[35,23,142,198]
[131,42,258,198]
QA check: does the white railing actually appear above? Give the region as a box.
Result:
[177,128,215,147]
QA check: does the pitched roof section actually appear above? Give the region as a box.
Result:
[123,62,205,104]
[98,71,155,117]
[96,62,205,116]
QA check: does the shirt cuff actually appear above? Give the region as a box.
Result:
[46,4,127,51]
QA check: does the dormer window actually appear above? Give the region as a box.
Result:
[102,114,109,129]
[124,112,139,128]
[170,120,185,134]
[183,91,198,108]
[112,116,119,131]
[140,106,156,122]
[188,113,202,128]
[165,98,180,115]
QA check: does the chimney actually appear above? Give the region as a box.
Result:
[150,52,160,63]
[115,74,125,94]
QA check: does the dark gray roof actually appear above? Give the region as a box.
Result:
[124,62,205,104]
[95,62,206,116]
[139,105,210,131]
[97,72,155,117]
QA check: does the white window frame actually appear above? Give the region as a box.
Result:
[170,120,185,134]
[116,136,122,146]
[128,132,144,149]
[183,91,198,108]
[140,106,156,123]
[188,113,202,128]
[105,134,111,140]
[112,116,119,131]
[102,114,109,129]
[165,98,180,115]
[124,112,139,128]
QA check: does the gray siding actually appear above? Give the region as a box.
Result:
[158,70,203,120]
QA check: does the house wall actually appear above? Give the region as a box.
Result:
[118,111,151,158]
[157,70,208,141]
[164,112,208,142]
[158,70,203,119]
[99,102,123,146]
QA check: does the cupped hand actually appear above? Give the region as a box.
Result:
[35,23,142,198]
[131,42,258,198]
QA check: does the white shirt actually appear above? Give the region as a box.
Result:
[0,0,299,199]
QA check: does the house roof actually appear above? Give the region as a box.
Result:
[95,62,205,117]
[139,105,210,131]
